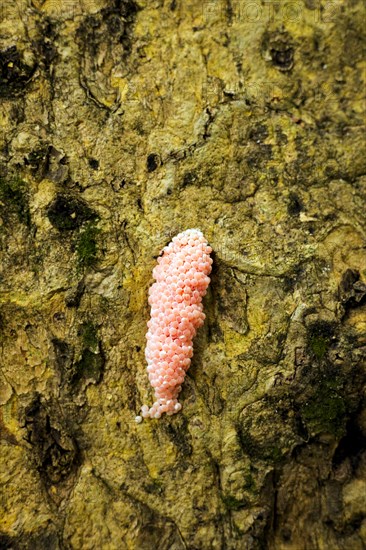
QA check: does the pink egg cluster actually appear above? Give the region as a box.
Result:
[136,229,212,421]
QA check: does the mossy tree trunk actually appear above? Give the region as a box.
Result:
[1,1,365,549]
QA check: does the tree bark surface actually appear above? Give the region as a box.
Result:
[0,1,365,549]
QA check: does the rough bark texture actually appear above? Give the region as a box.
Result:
[1,1,365,549]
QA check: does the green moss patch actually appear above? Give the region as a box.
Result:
[310,335,329,359]
[301,381,346,437]
[79,321,99,351]
[307,320,336,360]
[76,222,100,269]
[0,175,30,226]
[221,494,247,511]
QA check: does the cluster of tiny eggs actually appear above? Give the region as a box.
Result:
[136,229,212,421]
